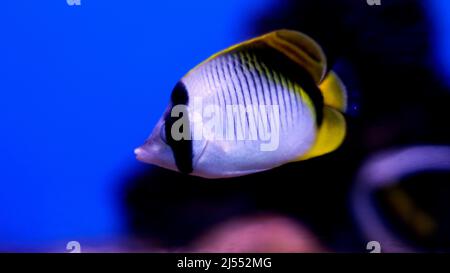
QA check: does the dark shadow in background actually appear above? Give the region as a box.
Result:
[122,0,450,251]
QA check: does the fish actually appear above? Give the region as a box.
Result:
[135,29,347,179]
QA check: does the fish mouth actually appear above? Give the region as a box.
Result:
[134,139,175,165]
[134,146,149,162]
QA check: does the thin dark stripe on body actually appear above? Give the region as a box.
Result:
[201,42,324,143]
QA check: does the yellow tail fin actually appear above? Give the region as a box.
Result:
[297,71,347,160]
[319,71,347,112]
[299,106,346,160]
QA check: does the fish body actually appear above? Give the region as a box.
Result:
[135,30,347,178]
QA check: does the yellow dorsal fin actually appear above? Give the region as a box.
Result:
[187,30,327,83]
[297,106,346,160]
[263,29,327,83]
[319,71,347,112]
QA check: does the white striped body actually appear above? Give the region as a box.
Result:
[183,49,317,178]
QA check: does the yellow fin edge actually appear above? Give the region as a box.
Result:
[319,71,347,112]
[297,106,346,161]
[186,30,327,83]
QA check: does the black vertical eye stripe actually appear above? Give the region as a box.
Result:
[170,81,189,104]
[164,81,193,174]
